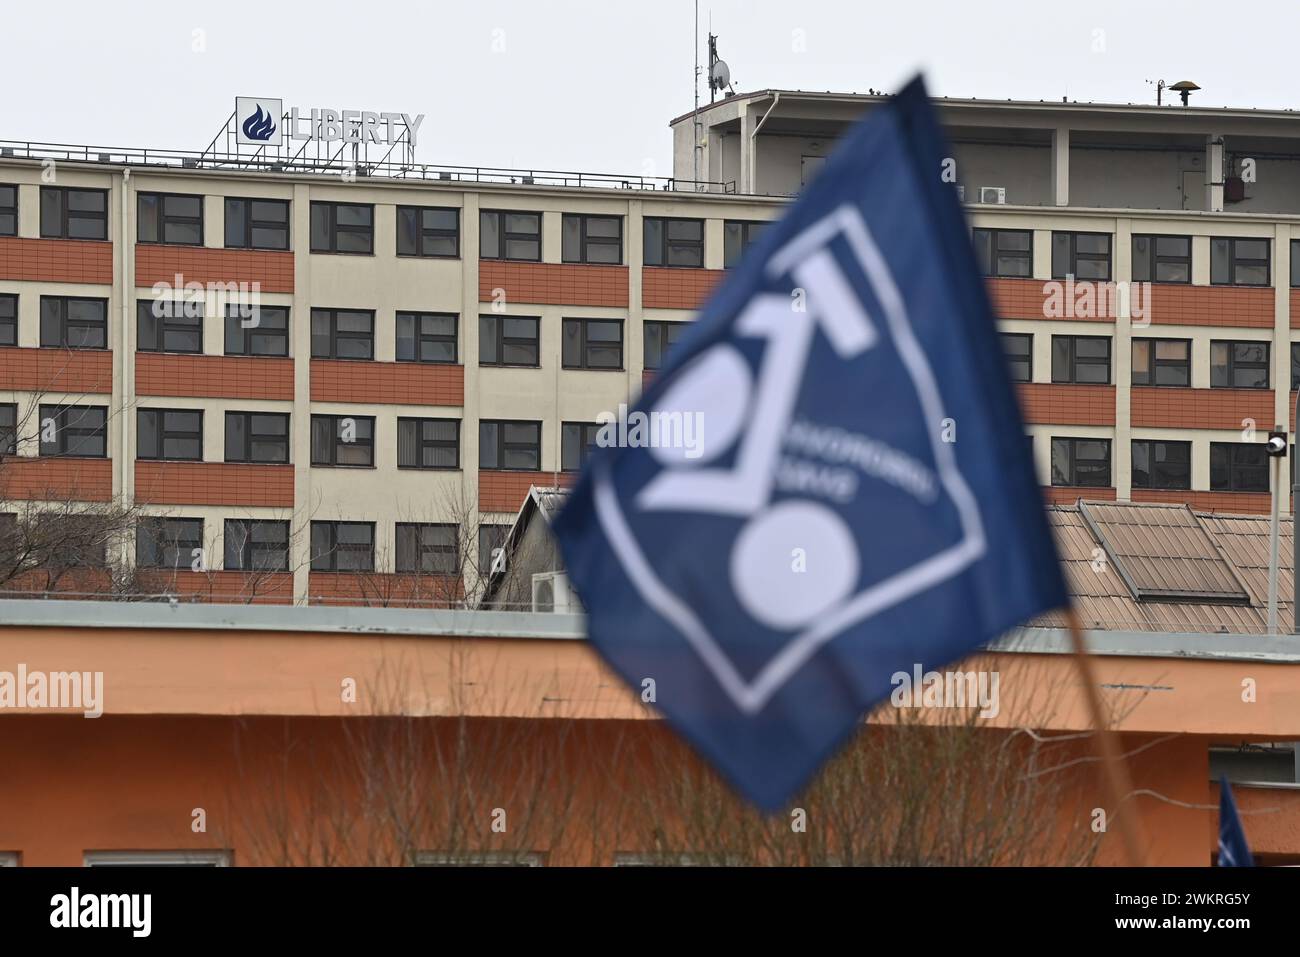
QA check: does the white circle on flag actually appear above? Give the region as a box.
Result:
[730,500,858,630]
[649,343,751,468]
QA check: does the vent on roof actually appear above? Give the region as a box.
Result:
[1078,501,1251,605]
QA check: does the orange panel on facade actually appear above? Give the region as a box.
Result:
[309,359,464,406]
[0,236,113,285]
[306,572,464,607]
[479,469,573,512]
[1146,284,1273,328]
[135,244,295,294]
[0,346,112,394]
[478,261,629,307]
[1017,383,1115,426]
[136,353,294,400]
[1130,488,1272,514]
[1130,386,1275,430]
[0,456,112,501]
[134,461,294,507]
[1042,486,1117,506]
[135,570,295,604]
[642,266,723,310]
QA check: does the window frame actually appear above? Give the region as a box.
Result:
[395,311,457,364]
[395,522,459,575]
[1000,332,1032,382]
[397,417,460,470]
[644,320,687,371]
[40,296,108,350]
[38,404,107,458]
[0,292,16,347]
[310,520,375,572]
[137,300,202,355]
[0,402,17,455]
[224,411,290,464]
[723,219,767,269]
[479,315,540,368]
[1131,337,1191,388]
[311,308,374,360]
[479,209,542,262]
[1051,231,1112,281]
[137,191,204,246]
[1211,237,1271,287]
[479,419,541,471]
[310,201,374,255]
[223,518,290,572]
[396,205,459,258]
[224,304,290,357]
[136,408,204,462]
[561,421,603,472]
[1130,439,1192,491]
[0,184,16,237]
[1050,334,1111,385]
[1210,442,1270,492]
[561,213,623,265]
[1210,340,1270,390]
[223,196,290,251]
[1131,234,1192,285]
[39,186,108,241]
[310,413,375,468]
[477,525,509,574]
[973,228,1033,279]
[562,317,624,371]
[135,517,204,570]
[1050,437,1112,488]
[643,216,705,268]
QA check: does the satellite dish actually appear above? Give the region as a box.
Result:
[710,59,731,92]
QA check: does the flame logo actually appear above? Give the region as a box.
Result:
[242,105,277,141]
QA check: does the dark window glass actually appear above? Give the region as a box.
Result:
[224,519,289,571]
[137,300,202,354]
[478,525,509,574]
[1292,343,1300,391]
[40,296,107,349]
[644,321,687,371]
[0,184,16,237]
[395,523,458,574]
[479,315,539,367]
[1132,234,1191,284]
[311,308,373,360]
[1210,443,1269,492]
[0,402,17,455]
[225,304,289,356]
[562,422,602,471]
[310,521,374,571]
[1050,437,1111,487]
[310,414,374,467]
[480,210,541,261]
[38,405,107,457]
[138,192,203,245]
[644,217,704,268]
[224,197,289,250]
[562,318,623,370]
[396,312,456,363]
[137,409,203,461]
[396,205,459,258]
[0,293,16,347]
[40,187,107,240]
[1001,332,1032,382]
[1210,340,1270,389]
[1051,232,1111,281]
[225,412,289,464]
[1211,238,1270,286]
[1131,338,1191,387]
[973,228,1033,278]
[310,202,373,254]
[479,420,540,471]
[561,214,622,264]
[1291,240,1300,289]
[136,518,204,569]
[723,220,767,268]
[1051,335,1111,384]
[1131,440,1191,490]
[397,417,459,469]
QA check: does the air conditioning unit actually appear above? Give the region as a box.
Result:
[532,571,578,613]
[979,186,1007,205]
[955,185,965,202]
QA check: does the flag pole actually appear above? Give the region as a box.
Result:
[1064,606,1147,866]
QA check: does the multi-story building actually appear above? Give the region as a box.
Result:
[4,88,1300,605]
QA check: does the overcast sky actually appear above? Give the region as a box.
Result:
[5,0,1299,178]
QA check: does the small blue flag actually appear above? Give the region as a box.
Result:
[552,75,1068,811]
[1218,776,1254,867]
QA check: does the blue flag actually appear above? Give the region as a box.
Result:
[552,75,1068,811]
[1218,777,1254,867]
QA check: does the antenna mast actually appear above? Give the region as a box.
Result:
[693,0,700,188]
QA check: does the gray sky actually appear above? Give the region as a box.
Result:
[5,0,1298,178]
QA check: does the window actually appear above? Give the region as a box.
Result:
[138,192,203,245]
[479,420,540,470]
[1001,333,1032,382]
[1210,341,1269,389]
[1051,232,1111,280]
[1210,443,1269,492]
[644,321,687,371]
[0,184,15,236]
[225,412,289,464]
[724,220,767,268]
[0,293,15,347]
[973,228,1033,278]
[225,304,289,356]
[224,197,289,250]
[478,525,508,573]
[310,521,374,571]
[310,414,374,467]
[84,851,230,867]
[561,214,622,264]
[1132,338,1191,387]
[562,422,602,472]
[1211,238,1269,286]
[479,315,539,367]
[396,312,456,363]
[1131,440,1191,490]
[396,205,458,258]
[395,523,458,574]
[40,186,107,240]
[224,519,289,571]
[1293,343,1300,390]
[562,318,623,370]
[311,308,374,360]
[31,514,108,567]
[480,210,541,261]
[310,202,373,254]
[1051,335,1110,384]
[136,517,204,569]
[137,409,203,461]
[0,403,15,455]
[1132,235,1191,284]
[644,217,704,268]
[137,300,202,354]
[1292,240,1300,288]
[397,417,459,469]
[40,296,107,349]
[38,405,106,457]
[1050,438,1111,487]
